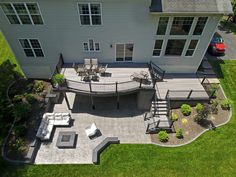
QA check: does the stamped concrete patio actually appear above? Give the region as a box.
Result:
[34,93,151,164]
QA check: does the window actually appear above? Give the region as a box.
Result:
[78,3,102,25]
[165,40,186,56]
[116,44,134,61]
[83,39,100,52]
[156,17,169,35]
[170,17,194,35]
[153,40,163,56]
[185,40,198,56]
[193,17,208,35]
[19,39,44,57]
[0,3,43,25]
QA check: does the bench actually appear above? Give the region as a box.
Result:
[92,137,120,164]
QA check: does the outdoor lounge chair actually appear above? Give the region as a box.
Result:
[99,64,108,76]
[91,58,98,71]
[85,123,98,137]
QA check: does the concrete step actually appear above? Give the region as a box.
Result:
[152,104,168,108]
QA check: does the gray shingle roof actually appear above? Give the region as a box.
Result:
[150,0,233,14]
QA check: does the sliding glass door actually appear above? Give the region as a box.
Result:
[116,43,133,61]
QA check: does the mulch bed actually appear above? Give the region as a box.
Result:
[6,79,50,161]
[151,86,231,146]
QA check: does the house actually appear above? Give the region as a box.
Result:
[0,0,232,79]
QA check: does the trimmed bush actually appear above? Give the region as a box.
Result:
[10,138,27,153]
[194,104,211,123]
[210,99,219,114]
[220,99,232,110]
[25,93,36,104]
[195,103,204,113]
[12,94,24,103]
[181,104,192,116]
[13,125,27,137]
[52,74,65,85]
[209,83,219,98]
[176,129,183,139]
[158,131,169,142]
[33,80,44,93]
[171,112,179,122]
[13,103,31,122]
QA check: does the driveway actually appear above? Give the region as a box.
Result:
[207,25,236,60]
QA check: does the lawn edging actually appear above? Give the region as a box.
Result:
[151,85,232,148]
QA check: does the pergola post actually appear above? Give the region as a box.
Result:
[63,92,71,110]
[91,96,95,109]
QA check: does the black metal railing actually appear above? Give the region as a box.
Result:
[149,61,165,81]
[165,89,209,100]
[54,53,65,75]
[55,78,153,94]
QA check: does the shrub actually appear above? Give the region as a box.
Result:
[13,103,31,122]
[25,93,36,104]
[52,74,65,85]
[171,112,179,122]
[13,125,27,137]
[194,104,211,123]
[181,104,192,116]
[33,80,44,93]
[210,99,219,114]
[10,138,27,153]
[158,131,169,142]
[220,99,232,110]
[209,83,219,98]
[12,95,24,103]
[176,129,183,139]
[195,103,204,113]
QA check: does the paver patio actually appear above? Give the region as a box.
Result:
[34,93,151,164]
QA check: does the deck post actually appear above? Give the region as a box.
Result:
[91,96,95,109]
[117,96,120,109]
[201,76,206,84]
[89,82,92,92]
[139,79,142,88]
[116,82,118,93]
[165,90,170,99]
[187,90,193,99]
[153,79,156,88]
[63,92,71,110]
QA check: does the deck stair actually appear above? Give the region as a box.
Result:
[144,97,173,134]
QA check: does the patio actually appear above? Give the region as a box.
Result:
[34,93,151,164]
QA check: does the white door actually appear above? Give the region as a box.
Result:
[116,44,134,62]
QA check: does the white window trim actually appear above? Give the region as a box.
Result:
[18,38,45,58]
[152,39,164,58]
[77,2,103,26]
[185,39,199,57]
[0,2,44,25]
[156,17,170,36]
[83,39,101,52]
[170,16,195,36]
[115,43,134,62]
[164,39,187,57]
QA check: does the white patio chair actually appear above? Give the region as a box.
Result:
[85,123,98,137]
[84,58,91,70]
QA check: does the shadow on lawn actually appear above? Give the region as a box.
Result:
[207,57,225,79]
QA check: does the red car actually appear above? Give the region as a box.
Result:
[208,32,226,55]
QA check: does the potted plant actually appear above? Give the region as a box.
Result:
[52,74,66,88]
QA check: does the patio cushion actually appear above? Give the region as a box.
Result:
[55,115,62,120]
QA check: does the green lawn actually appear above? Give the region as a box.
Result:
[0,31,23,75]
[0,60,236,177]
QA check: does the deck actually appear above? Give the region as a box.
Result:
[59,63,154,95]
[156,74,209,100]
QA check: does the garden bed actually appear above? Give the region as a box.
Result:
[151,85,231,146]
[5,79,50,161]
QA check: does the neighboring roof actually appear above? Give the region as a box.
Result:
[150,0,233,14]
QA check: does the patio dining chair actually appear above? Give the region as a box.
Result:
[84,58,91,70]
[91,58,98,71]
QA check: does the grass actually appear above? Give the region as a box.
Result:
[0,31,23,75]
[0,60,235,177]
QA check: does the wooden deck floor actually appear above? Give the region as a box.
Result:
[156,74,209,100]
